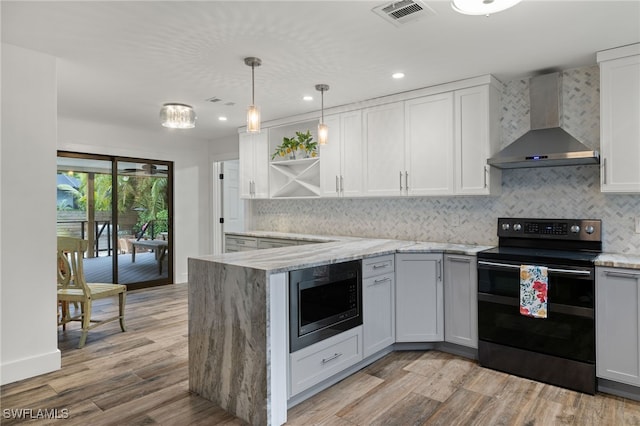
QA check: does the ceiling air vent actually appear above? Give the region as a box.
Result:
[372,0,435,27]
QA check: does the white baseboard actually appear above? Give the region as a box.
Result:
[1,349,61,385]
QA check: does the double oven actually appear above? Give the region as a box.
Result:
[477,218,601,394]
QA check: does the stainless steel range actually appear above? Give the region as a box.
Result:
[477,218,602,394]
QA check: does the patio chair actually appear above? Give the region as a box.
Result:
[57,236,127,348]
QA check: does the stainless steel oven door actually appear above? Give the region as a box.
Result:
[477,260,595,363]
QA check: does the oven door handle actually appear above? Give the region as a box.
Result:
[478,292,594,318]
[478,260,592,277]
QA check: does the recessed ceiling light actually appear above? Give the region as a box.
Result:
[218,116,228,121]
[303,95,313,101]
[392,72,405,79]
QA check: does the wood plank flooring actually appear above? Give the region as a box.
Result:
[2,283,639,425]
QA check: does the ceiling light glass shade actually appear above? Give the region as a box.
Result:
[160,103,196,129]
[245,57,262,134]
[247,104,261,133]
[318,123,329,145]
[451,0,522,15]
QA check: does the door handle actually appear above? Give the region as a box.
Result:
[399,171,403,191]
[405,171,409,192]
[340,175,344,193]
[336,175,339,193]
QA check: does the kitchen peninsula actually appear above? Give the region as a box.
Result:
[188,233,490,426]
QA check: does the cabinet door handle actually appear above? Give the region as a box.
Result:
[372,263,389,269]
[604,270,640,280]
[336,175,339,193]
[373,277,391,285]
[484,165,488,188]
[437,260,442,281]
[340,175,344,192]
[602,158,607,185]
[448,256,471,263]
[405,171,409,192]
[399,171,403,191]
[321,352,342,364]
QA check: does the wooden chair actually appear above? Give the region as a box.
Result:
[57,236,127,348]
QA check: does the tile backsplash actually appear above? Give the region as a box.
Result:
[252,66,640,254]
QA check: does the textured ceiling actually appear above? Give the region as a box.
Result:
[2,1,639,142]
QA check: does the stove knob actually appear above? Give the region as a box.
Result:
[570,225,580,233]
[513,223,522,232]
[501,223,510,231]
[585,225,595,234]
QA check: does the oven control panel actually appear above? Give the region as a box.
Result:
[497,218,601,241]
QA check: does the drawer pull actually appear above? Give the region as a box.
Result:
[604,270,640,279]
[372,263,389,269]
[373,277,391,285]
[321,352,342,364]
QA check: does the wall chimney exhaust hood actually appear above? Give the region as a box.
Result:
[487,72,600,169]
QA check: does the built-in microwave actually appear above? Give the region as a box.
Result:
[289,260,362,353]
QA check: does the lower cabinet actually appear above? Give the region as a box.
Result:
[395,253,444,342]
[257,237,297,249]
[289,326,363,396]
[444,254,478,348]
[224,235,258,252]
[362,255,395,358]
[596,267,640,386]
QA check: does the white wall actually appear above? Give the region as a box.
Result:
[58,117,212,284]
[1,44,61,385]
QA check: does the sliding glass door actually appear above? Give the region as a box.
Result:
[57,152,173,288]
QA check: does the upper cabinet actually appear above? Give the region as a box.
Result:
[362,102,406,197]
[598,43,640,193]
[268,120,321,198]
[454,84,501,195]
[238,75,501,200]
[405,93,455,196]
[239,131,269,199]
[319,111,364,197]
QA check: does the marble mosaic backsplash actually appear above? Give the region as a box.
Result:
[252,66,640,254]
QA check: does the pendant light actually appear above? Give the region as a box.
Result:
[315,84,329,145]
[244,57,262,133]
[451,0,522,15]
[159,103,196,129]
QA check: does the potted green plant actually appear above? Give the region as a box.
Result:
[271,130,318,160]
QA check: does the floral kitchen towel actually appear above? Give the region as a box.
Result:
[520,265,549,319]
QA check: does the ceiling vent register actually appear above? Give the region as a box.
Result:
[372,0,435,26]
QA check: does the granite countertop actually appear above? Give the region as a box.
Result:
[202,231,497,274]
[194,238,416,274]
[595,253,640,270]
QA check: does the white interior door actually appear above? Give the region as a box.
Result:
[222,160,244,233]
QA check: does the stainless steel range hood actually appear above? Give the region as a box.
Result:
[488,72,600,169]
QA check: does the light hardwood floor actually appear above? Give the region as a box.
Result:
[2,283,639,425]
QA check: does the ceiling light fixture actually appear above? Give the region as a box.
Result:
[315,84,329,145]
[303,95,313,101]
[244,57,262,133]
[392,72,405,79]
[159,103,196,129]
[451,0,522,15]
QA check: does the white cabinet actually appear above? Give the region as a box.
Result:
[238,132,269,199]
[362,102,406,196]
[268,120,321,198]
[320,111,363,197]
[362,255,395,358]
[596,267,640,386]
[454,84,501,195]
[395,253,444,342]
[444,254,477,348]
[289,326,363,396]
[257,238,297,249]
[404,93,455,196]
[225,235,258,252]
[597,44,640,193]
